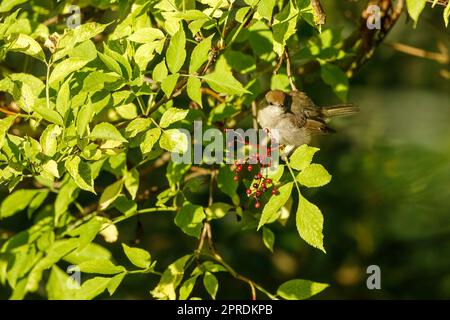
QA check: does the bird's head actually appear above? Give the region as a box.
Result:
[265,90,287,107]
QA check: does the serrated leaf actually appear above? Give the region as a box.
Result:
[151,255,191,300]
[8,34,44,61]
[202,71,248,95]
[258,182,293,229]
[159,129,189,154]
[277,279,328,300]
[140,127,161,154]
[99,179,123,211]
[33,100,64,126]
[90,122,127,142]
[0,189,40,219]
[122,243,151,269]
[189,36,212,73]
[76,101,94,137]
[166,28,186,73]
[187,77,202,107]
[289,144,319,171]
[160,108,189,128]
[49,58,89,84]
[65,156,96,194]
[262,227,275,252]
[153,60,168,82]
[203,272,218,299]
[174,203,205,238]
[296,163,331,187]
[296,194,325,252]
[0,115,16,149]
[124,168,139,200]
[107,272,126,296]
[161,73,180,97]
[128,27,165,43]
[205,202,232,220]
[78,259,126,275]
[406,0,427,26]
[40,124,62,157]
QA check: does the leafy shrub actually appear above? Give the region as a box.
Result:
[0,0,448,300]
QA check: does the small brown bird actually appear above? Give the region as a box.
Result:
[257,90,359,152]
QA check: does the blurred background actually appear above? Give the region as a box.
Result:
[1,1,449,299]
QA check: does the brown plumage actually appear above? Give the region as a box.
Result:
[258,90,359,148]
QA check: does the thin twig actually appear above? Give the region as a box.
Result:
[251,101,258,130]
[386,42,449,64]
[284,47,298,91]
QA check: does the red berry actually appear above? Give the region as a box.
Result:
[265,178,272,184]
[233,175,239,182]
[262,187,267,192]
[261,183,266,189]
[256,173,262,179]
[246,188,252,195]
[236,165,242,172]
[254,201,261,209]
[272,188,277,195]
[247,165,253,172]
[255,190,262,197]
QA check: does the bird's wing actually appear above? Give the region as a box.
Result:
[303,118,335,134]
[289,91,322,118]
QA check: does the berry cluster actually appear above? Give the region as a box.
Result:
[233,157,278,209]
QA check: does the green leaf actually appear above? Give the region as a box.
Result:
[128,27,165,43]
[202,71,248,95]
[0,115,16,149]
[159,129,189,153]
[406,0,427,26]
[272,0,299,56]
[262,227,275,252]
[320,62,349,102]
[296,194,325,252]
[98,51,123,76]
[140,127,161,154]
[174,203,206,238]
[78,259,126,275]
[90,122,127,142]
[203,272,218,299]
[124,168,139,200]
[49,58,89,84]
[42,160,60,178]
[161,73,180,97]
[0,0,28,12]
[277,279,328,300]
[76,101,94,137]
[258,0,277,20]
[65,156,96,194]
[122,243,151,269]
[205,202,232,220]
[33,100,64,126]
[0,189,40,219]
[56,79,71,119]
[107,272,126,296]
[73,217,105,252]
[151,255,191,300]
[289,144,319,171]
[8,34,45,61]
[297,163,332,187]
[445,1,450,27]
[125,118,152,138]
[40,125,62,157]
[187,77,203,107]
[153,60,168,82]
[99,179,123,211]
[189,36,212,73]
[258,182,293,229]
[179,275,199,300]
[166,28,186,73]
[75,276,111,300]
[46,266,77,300]
[55,179,79,223]
[160,107,189,128]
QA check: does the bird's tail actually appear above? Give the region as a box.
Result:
[321,104,360,117]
